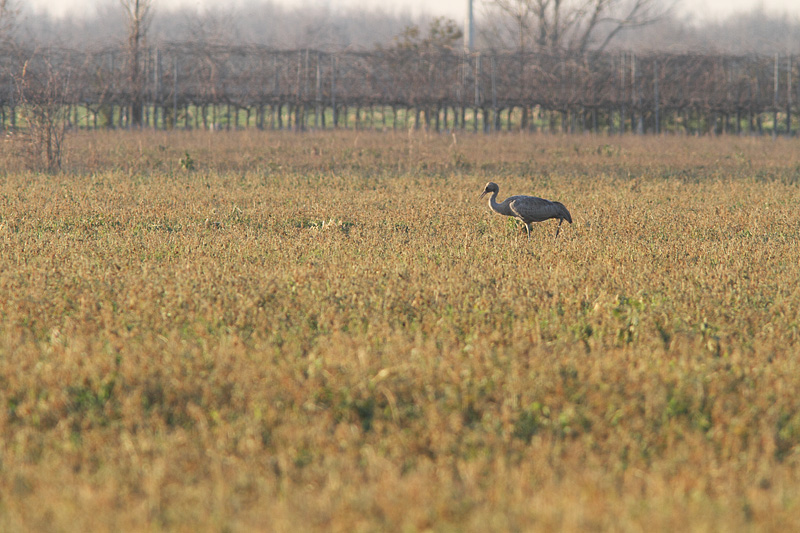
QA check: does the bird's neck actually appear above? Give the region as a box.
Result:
[488,192,511,216]
[488,191,500,211]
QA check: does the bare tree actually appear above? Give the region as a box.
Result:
[177,7,238,47]
[120,0,152,127]
[0,0,18,44]
[388,17,464,52]
[483,0,535,53]
[482,0,672,56]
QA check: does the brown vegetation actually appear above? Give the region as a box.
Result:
[1,131,799,531]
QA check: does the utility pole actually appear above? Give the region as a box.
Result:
[465,0,474,52]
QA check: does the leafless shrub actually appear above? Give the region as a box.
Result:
[13,52,72,173]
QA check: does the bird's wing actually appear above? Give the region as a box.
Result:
[509,196,566,222]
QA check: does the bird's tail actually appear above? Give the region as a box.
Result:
[555,202,572,224]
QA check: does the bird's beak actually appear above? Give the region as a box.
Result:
[479,190,487,199]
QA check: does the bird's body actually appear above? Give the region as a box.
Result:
[480,182,572,238]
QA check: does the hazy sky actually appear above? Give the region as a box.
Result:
[26,0,800,22]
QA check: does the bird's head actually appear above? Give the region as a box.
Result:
[480,182,499,199]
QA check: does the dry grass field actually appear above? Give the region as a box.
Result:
[1,129,800,531]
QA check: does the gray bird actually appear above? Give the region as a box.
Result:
[480,182,572,238]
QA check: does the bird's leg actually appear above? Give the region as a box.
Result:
[525,223,532,240]
[555,218,563,238]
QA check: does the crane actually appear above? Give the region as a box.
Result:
[480,182,572,238]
